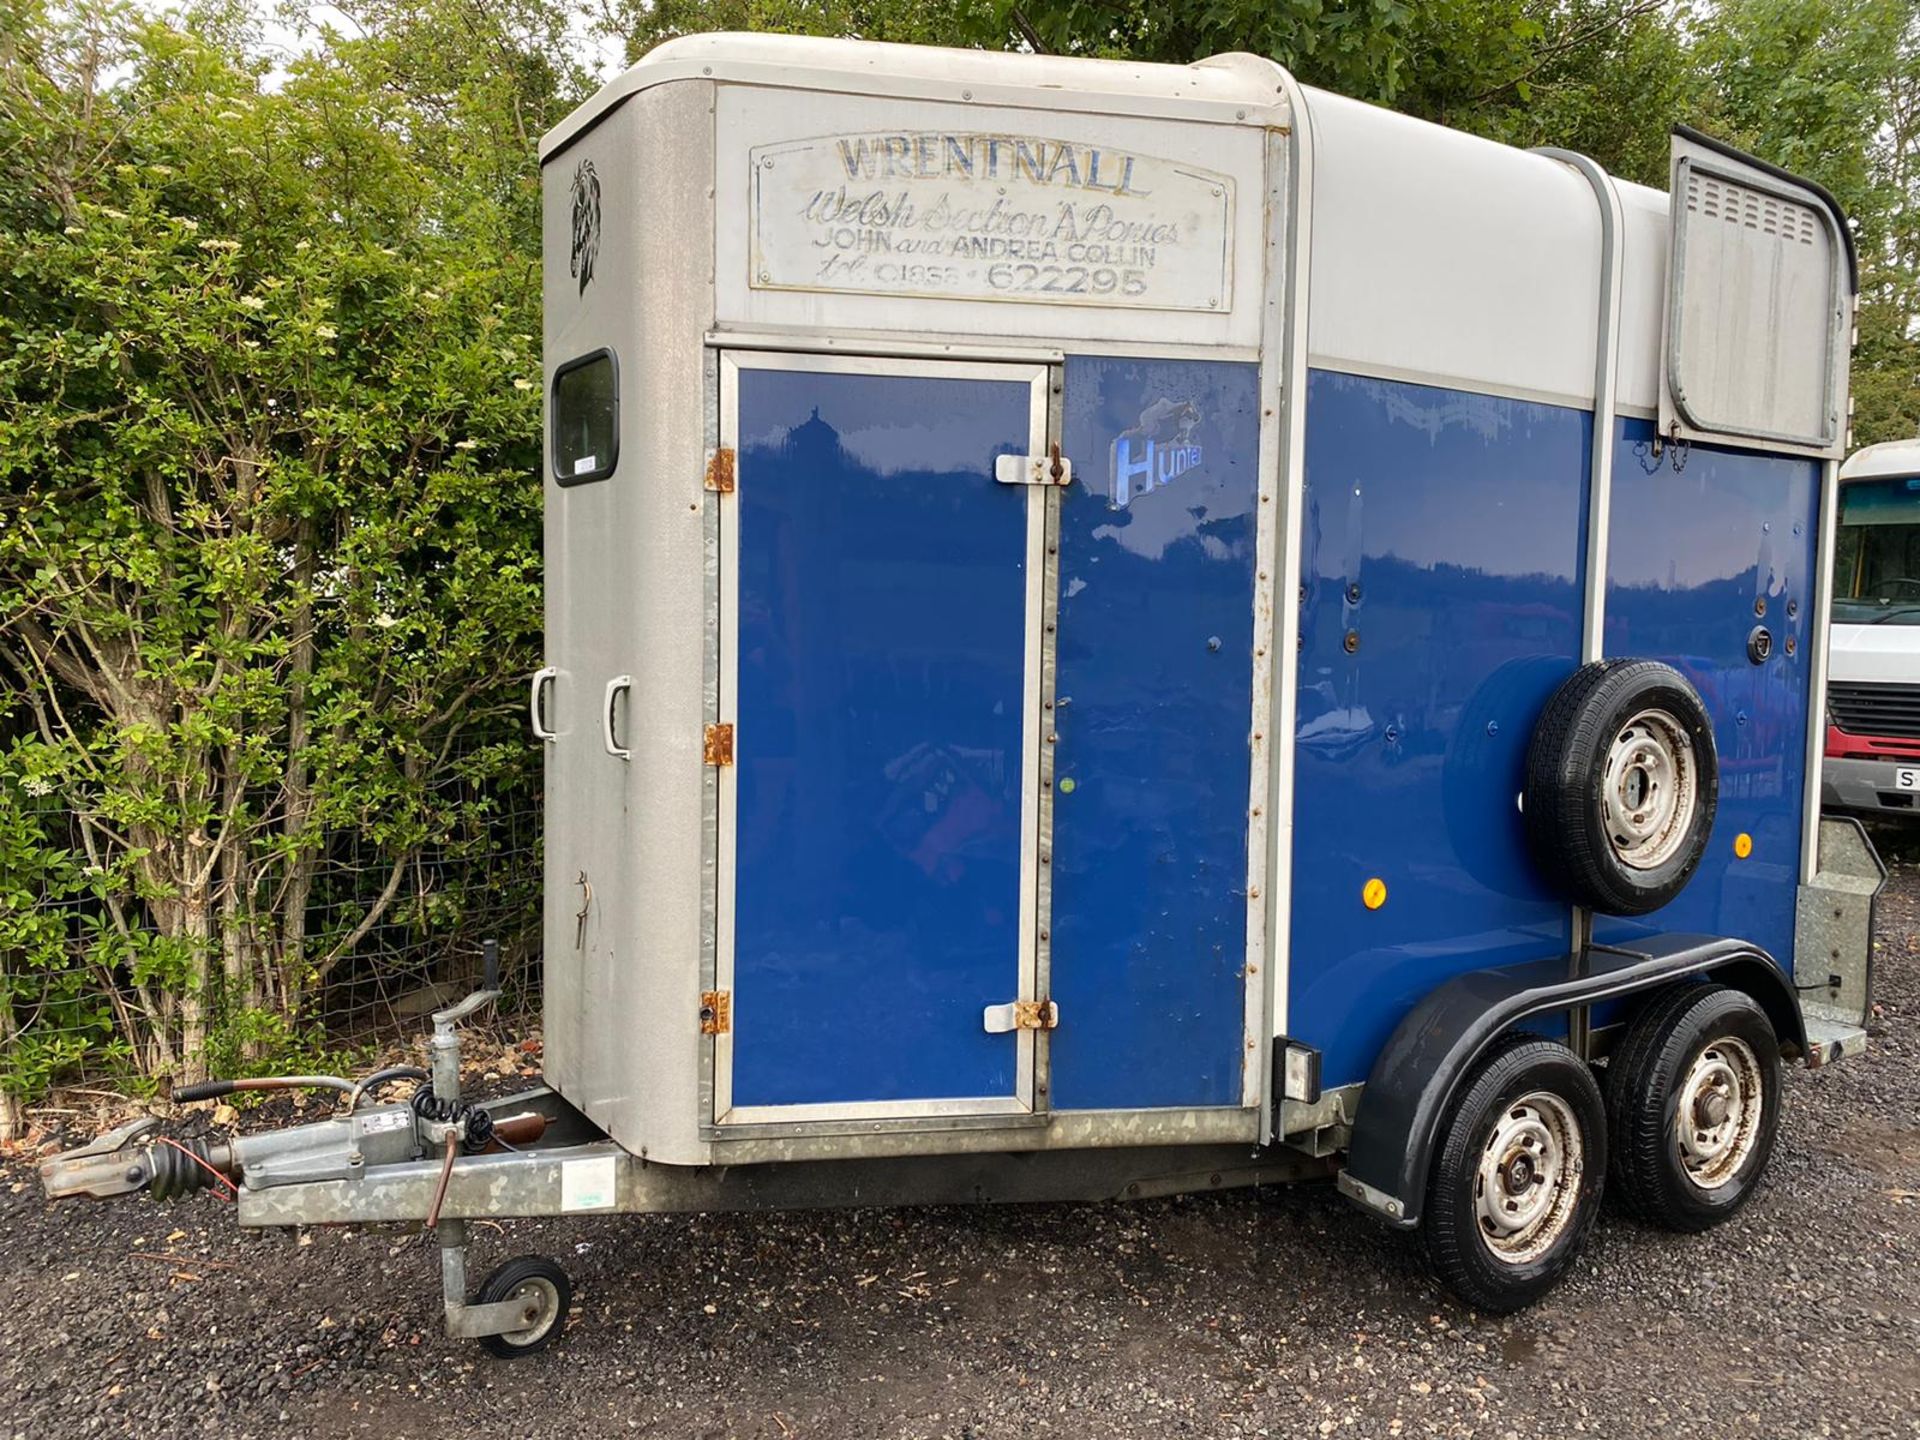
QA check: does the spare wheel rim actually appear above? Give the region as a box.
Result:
[1603,708,1696,871]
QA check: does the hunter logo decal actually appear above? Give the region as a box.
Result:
[1108,396,1203,508]
[570,158,601,295]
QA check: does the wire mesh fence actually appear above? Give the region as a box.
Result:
[0,739,543,1137]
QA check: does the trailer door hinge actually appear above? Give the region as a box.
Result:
[994,444,1071,488]
[705,447,735,493]
[983,1000,1058,1033]
[704,723,734,766]
[700,991,731,1035]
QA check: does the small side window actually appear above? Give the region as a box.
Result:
[552,349,618,485]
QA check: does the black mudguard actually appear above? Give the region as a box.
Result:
[1336,933,1804,1230]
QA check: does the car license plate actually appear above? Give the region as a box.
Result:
[1898,767,1920,791]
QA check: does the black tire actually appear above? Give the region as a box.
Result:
[1524,659,1718,916]
[1606,984,1781,1232]
[1424,1036,1607,1314]
[475,1255,572,1359]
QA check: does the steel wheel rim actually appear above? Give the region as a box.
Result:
[1475,1090,1584,1265]
[1603,708,1696,871]
[1674,1035,1763,1190]
[499,1276,562,1347]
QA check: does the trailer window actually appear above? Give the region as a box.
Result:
[552,349,618,485]
[1833,476,1920,624]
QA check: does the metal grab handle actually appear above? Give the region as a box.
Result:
[530,666,558,742]
[602,675,632,760]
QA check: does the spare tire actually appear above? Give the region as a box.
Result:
[1523,659,1717,916]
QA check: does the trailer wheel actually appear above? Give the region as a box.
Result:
[1524,660,1717,916]
[1424,1036,1606,1314]
[1606,984,1781,1232]
[476,1255,572,1358]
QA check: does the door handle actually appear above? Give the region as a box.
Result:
[602,675,633,760]
[530,666,558,742]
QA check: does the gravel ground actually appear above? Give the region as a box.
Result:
[5,852,1919,1440]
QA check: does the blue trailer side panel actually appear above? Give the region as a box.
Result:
[1288,371,1591,1089]
[1048,356,1261,1110]
[1594,420,1819,968]
[730,368,1032,1107]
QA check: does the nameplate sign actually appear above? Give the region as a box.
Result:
[747,132,1234,313]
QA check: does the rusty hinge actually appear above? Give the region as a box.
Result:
[705,447,735,493]
[982,999,1058,1033]
[699,991,731,1035]
[704,722,734,766]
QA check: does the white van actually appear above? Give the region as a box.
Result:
[1825,437,1920,815]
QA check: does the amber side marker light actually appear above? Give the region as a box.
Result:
[1733,832,1753,859]
[1362,877,1388,910]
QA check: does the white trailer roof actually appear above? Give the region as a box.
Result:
[1298,87,1608,409]
[544,35,1743,417]
[541,34,1294,160]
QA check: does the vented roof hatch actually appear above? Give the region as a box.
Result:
[1660,127,1856,459]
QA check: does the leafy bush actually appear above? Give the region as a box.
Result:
[0,0,583,1091]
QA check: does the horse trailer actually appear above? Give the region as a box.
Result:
[45,33,1883,1348]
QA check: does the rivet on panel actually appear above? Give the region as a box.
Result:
[1343,631,1360,654]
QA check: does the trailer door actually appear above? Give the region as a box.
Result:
[715,353,1049,1122]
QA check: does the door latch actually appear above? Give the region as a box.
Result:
[982,1000,1058,1033]
[994,443,1071,488]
